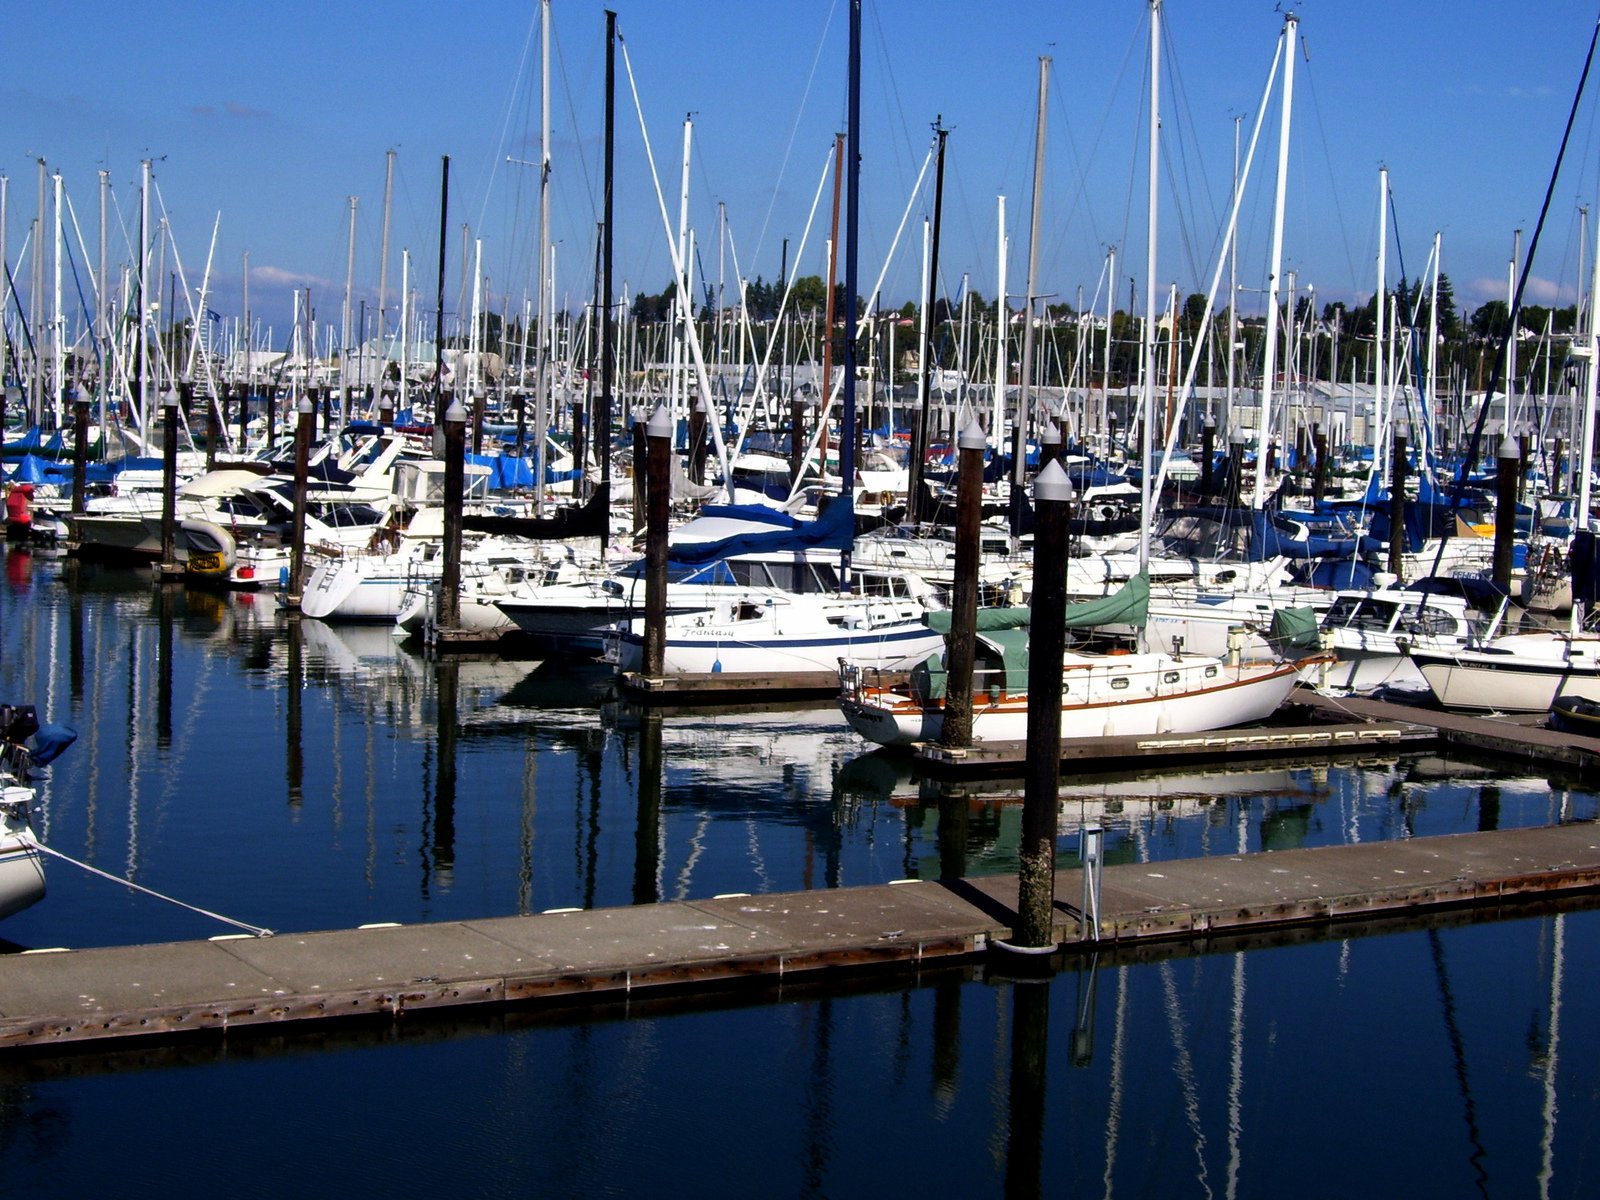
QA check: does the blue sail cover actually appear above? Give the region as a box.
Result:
[664,497,854,565]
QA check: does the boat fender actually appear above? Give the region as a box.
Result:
[179,518,237,575]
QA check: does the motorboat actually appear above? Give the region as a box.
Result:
[1410,629,1600,712]
[604,569,945,677]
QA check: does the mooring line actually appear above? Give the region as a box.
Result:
[30,840,273,938]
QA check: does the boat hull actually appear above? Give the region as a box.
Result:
[840,655,1302,747]
[1413,648,1600,712]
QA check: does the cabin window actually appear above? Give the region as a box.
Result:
[1163,671,1180,684]
[1205,665,1218,678]
[1110,677,1129,690]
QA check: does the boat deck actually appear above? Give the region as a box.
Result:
[2,820,1597,1052]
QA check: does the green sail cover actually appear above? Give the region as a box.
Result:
[1268,604,1321,651]
[924,571,1150,634]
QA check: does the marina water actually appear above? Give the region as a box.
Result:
[1,546,1596,1198]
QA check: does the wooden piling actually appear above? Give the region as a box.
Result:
[643,404,672,676]
[939,417,987,749]
[1494,432,1518,591]
[1014,460,1071,948]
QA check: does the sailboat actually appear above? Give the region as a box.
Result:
[837,571,1305,747]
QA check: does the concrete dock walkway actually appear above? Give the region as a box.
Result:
[1,820,1597,1053]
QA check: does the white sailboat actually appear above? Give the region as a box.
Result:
[838,572,1305,747]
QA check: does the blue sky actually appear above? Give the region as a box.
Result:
[5,1,1600,345]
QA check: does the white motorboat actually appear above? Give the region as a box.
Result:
[0,777,44,922]
[1410,630,1600,712]
[0,705,74,922]
[1305,578,1510,695]
[604,570,945,677]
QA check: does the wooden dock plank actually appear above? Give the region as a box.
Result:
[3,822,1600,1051]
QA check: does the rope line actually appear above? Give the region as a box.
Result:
[30,841,273,938]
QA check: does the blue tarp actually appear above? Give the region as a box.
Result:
[663,497,855,565]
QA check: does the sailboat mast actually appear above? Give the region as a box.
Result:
[840,0,861,514]
[1580,210,1600,534]
[341,195,358,423]
[535,0,552,515]
[1252,11,1297,509]
[52,170,63,429]
[1375,166,1388,463]
[992,195,1006,450]
[599,8,616,534]
[139,158,151,438]
[912,120,948,525]
[1014,55,1050,542]
[376,149,395,410]
[1139,0,1160,564]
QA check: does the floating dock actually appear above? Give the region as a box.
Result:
[2,820,1598,1052]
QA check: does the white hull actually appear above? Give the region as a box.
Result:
[303,556,436,621]
[612,616,944,676]
[1413,633,1600,712]
[0,787,45,921]
[840,652,1302,747]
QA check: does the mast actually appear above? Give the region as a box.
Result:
[599,8,616,534]
[841,0,861,549]
[1014,55,1050,541]
[435,156,450,421]
[51,170,63,429]
[1139,0,1159,562]
[535,0,552,514]
[1375,166,1388,461]
[1251,11,1297,509]
[98,170,109,431]
[400,249,411,414]
[821,133,844,484]
[912,124,947,525]
[1226,115,1241,431]
[376,149,395,408]
[30,159,43,428]
[341,194,358,424]
[139,158,151,438]
[993,195,1007,449]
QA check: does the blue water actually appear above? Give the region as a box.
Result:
[1,547,1598,1197]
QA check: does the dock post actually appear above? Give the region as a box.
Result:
[158,388,180,579]
[938,414,988,749]
[1014,457,1073,949]
[1038,418,1060,472]
[437,395,468,630]
[1079,823,1104,940]
[286,393,315,607]
[643,403,672,676]
[1228,425,1245,507]
[631,407,648,531]
[1313,423,1328,505]
[1387,424,1407,580]
[689,396,707,485]
[70,389,89,515]
[1494,431,1518,591]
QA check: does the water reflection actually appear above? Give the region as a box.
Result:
[1,901,1593,1197]
[0,556,1595,960]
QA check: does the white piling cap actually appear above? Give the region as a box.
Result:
[1034,457,1075,503]
[647,403,673,438]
